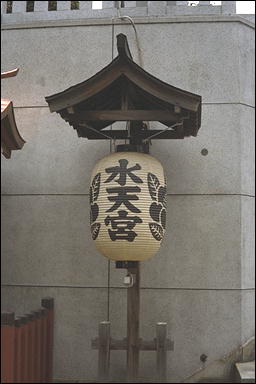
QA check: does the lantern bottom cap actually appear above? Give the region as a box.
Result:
[99,253,157,261]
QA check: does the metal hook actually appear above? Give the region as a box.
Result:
[123,273,136,288]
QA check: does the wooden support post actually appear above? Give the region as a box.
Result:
[15,315,28,383]
[24,315,30,383]
[33,311,40,383]
[14,317,23,383]
[32,310,42,383]
[25,314,34,383]
[41,297,54,383]
[29,314,37,383]
[129,121,149,153]
[1,312,16,383]
[37,309,45,383]
[98,321,110,381]
[15,316,25,383]
[127,261,140,381]
[39,308,47,383]
[91,271,173,381]
[156,322,168,382]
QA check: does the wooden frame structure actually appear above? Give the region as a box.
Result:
[92,262,174,382]
[46,33,202,381]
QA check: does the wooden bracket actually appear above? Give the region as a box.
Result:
[92,335,174,351]
[91,321,174,382]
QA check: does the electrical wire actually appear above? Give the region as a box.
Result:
[112,2,147,145]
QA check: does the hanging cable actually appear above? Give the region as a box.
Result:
[109,21,115,153]
[79,123,113,140]
[113,3,143,68]
[106,18,118,321]
[112,3,148,142]
[142,122,184,143]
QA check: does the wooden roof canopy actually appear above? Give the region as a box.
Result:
[1,68,25,159]
[45,34,201,142]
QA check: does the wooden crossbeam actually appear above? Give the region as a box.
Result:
[92,321,173,382]
[67,109,186,122]
[91,337,174,351]
[77,129,184,140]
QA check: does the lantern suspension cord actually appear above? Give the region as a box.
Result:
[80,121,184,142]
[142,121,184,143]
[110,21,115,153]
[112,3,146,138]
[112,3,144,70]
[120,15,143,68]
[79,123,113,140]
[105,21,117,322]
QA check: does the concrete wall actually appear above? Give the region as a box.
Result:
[1,2,255,382]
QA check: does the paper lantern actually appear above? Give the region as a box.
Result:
[90,152,167,261]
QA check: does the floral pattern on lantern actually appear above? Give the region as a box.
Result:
[148,173,167,241]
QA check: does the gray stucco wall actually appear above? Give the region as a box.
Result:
[1,2,255,382]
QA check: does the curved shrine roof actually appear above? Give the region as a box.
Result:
[1,69,25,159]
[1,98,25,159]
[46,34,201,140]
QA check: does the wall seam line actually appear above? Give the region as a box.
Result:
[1,284,255,291]
[1,16,255,30]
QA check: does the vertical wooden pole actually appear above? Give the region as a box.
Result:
[37,310,44,382]
[21,315,29,383]
[29,313,37,383]
[14,317,23,383]
[32,310,42,383]
[1,312,16,383]
[156,322,167,383]
[31,311,39,383]
[41,297,54,383]
[127,261,140,382]
[39,308,47,383]
[16,316,26,383]
[25,314,33,383]
[98,321,110,381]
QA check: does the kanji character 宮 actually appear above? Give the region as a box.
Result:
[105,210,142,241]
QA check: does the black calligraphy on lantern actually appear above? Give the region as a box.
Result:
[104,159,143,241]
[104,159,143,186]
[105,210,142,241]
[106,186,141,213]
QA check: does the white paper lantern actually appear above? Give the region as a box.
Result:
[90,152,167,261]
